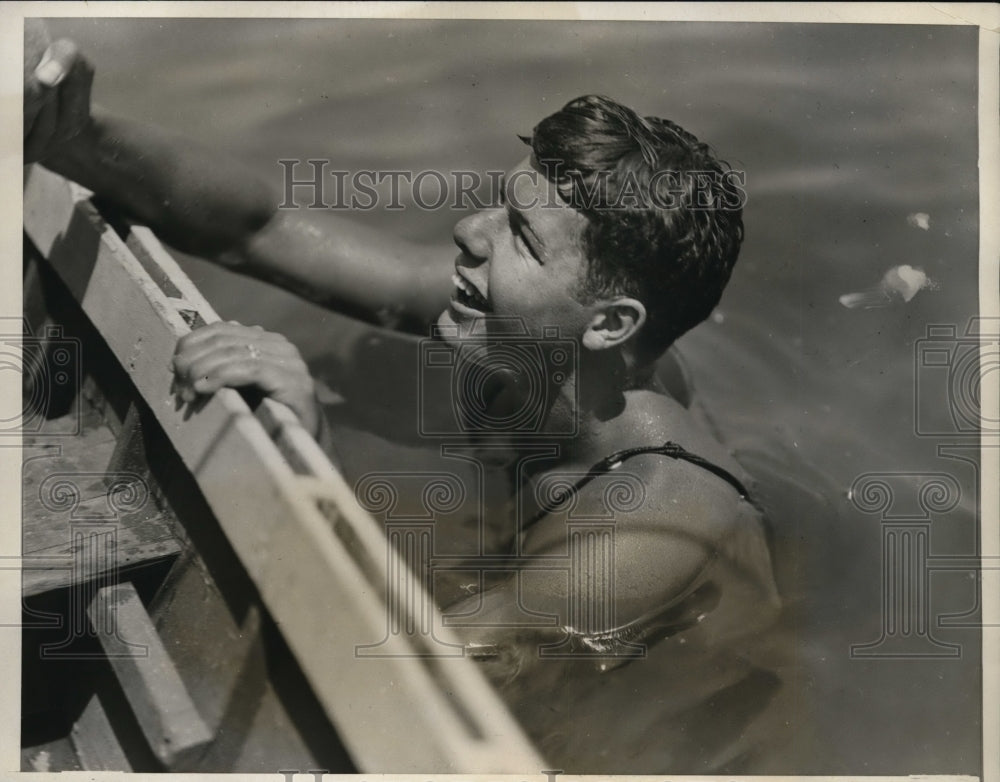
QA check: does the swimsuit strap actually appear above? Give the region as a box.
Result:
[528,440,752,526]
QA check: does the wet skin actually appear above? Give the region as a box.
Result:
[439,156,596,344]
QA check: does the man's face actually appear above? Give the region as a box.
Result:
[437,156,596,344]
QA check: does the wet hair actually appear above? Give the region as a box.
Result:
[525,95,745,358]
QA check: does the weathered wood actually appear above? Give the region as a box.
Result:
[71,695,134,772]
[24,165,544,772]
[21,402,107,445]
[23,551,179,601]
[105,404,148,478]
[87,582,213,769]
[21,409,181,598]
[22,430,120,546]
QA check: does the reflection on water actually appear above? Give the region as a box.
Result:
[47,18,981,774]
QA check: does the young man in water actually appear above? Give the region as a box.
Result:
[25,35,780,763]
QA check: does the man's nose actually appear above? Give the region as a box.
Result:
[453,209,500,266]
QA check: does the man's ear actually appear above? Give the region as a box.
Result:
[582,298,647,351]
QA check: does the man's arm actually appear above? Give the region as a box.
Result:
[440,463,776,668]
[445,520,716,637]
[29,38,454,331]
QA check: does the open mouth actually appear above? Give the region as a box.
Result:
[451,272,491,313]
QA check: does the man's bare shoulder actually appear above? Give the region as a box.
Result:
[523,393,753,583]
[605,390,749,535]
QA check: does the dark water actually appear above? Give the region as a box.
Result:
[46,18,982,774]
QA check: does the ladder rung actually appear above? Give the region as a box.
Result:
[87,582,212,769]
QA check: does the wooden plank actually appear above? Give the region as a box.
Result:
[105,404,148,478]
[87,582,212,769]
[23,550,178,600]
[81,372,128,438]
[22,525,180,599]
[22,423,116,473]
[22,401,182,597]
[21,404,109,445]
[22,435,119,522]
[71,695,134,772]
[22,471,179,597]
[24,165,544,772]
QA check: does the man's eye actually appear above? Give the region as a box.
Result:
[510,221,539,262]
[507,215,542,263]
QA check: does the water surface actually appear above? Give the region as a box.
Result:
[46,18,982,774]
